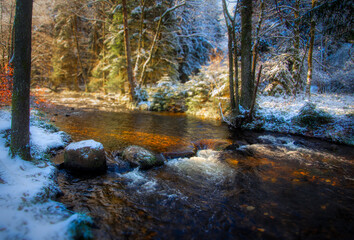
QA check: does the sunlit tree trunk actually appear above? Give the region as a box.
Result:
[251,0,264,83]
[7,1,15,63]
[240,0,253,109]
[10,0,33,161]
[133,0,145,81]
[122,0,136,101]
[306,0,317,99]
[222,0,239,114]
[227,26,236,111]
[72,16,85,91]
[0,0,3,69]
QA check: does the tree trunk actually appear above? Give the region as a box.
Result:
[232,26,240,115]
[251,0,264,83]
[240,0,253,110]
[227,26,236,111]
[222,0,239,114]
[7,1,15,63]
[72,16,85,91]
[306,0,317,99]
[10,0,33,161]
[133,0,145,81]
[122,0,136,101]
[293,0,301,95]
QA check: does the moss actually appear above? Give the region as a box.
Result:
[292,102,333,129]
[68,214,93,240]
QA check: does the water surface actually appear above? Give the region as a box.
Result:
[44,104,354,240]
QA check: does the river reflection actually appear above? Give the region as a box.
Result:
[48,108,229,152]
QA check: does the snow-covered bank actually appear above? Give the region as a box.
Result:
[246,93,354,145]
[0,110,91,240]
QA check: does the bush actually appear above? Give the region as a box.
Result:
[0,63,13,107]
[150,78,186,112]
[292,102,333,129]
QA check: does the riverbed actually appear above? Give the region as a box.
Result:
[40,95,354,240]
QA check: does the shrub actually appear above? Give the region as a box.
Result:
[0,63,13,107]
[292,102,333,129]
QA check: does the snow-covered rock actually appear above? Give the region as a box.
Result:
[63,140,106,174]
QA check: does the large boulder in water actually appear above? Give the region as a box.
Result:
[64,139,106,173]
[122,145,164,170]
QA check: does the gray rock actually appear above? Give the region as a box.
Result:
[64,140,106,173]
[122,145,164,170]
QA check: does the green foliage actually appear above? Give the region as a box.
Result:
[292,102,333,129]
[92,0,181,92]
[87,77,103,92]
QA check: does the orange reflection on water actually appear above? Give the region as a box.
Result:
[115,130,188,152]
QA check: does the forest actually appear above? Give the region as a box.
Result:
[0,0,353,239]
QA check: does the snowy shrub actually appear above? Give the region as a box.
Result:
[150,77,186,112]
[292,102,333,129]
[134,87,149,103]
[261,54,296,96]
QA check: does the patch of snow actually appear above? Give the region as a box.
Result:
[0,111,11,131]
[31,126,67,153]
[0,110,87,239]
[65,139,103,151]
[251,93,354,144]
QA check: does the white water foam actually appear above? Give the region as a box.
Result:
[166,150,236,185]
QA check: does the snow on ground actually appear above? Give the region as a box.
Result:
[0,110,88,240]
[252,93,354,144]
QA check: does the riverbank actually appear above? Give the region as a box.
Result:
[245,93,354,145]
[0,110,91,240]
[35,88,353,146]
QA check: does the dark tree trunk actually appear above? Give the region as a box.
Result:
[232,27,240,115]
[293,0,301,95]
[240,0,253,109]
[306,0,317,99]
[122,0,136,101]
[10,0,33,160]
[227,26,236,111]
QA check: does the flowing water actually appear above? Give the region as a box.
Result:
[44,102,354,240]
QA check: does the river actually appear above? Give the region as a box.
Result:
[42,98,354,240]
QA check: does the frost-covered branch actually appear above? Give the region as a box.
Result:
[139,1,186,86]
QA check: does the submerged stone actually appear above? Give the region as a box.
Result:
[192,139,232,151]
[162,145,196,160]
[122,145,164,170]
[63,139,106,174]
